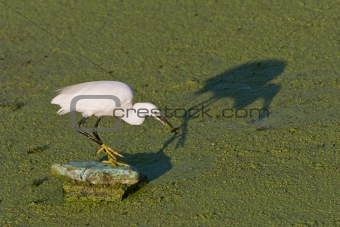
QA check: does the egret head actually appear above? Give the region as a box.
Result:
[125,103,180,134]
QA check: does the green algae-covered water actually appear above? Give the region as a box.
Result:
[0,1,339,225]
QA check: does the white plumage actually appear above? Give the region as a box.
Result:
[52,81,132,116]
[51,81,161,125]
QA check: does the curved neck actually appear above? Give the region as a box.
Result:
[120,103,158,125]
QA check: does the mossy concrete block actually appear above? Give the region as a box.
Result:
[51,161,143,202]
[51,161,140,185]
[62,181,128,202]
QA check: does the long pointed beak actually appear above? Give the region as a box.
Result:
[155,115,180,134]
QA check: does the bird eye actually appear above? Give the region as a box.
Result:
[152,110,159,115]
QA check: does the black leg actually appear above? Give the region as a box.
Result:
[77,117,103,145]
[93,117,102,143]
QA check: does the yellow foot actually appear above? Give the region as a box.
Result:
[96,144,129,167]
[96,144,124,160]
[102,158,129,167]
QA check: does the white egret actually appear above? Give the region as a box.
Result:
[51,81,179,166]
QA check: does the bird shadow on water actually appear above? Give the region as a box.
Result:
[175,59,286,147]
[120,134,178,181]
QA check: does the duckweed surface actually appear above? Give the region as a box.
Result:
[0,1,339,226]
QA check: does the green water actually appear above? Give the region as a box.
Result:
[0,1,339,226]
